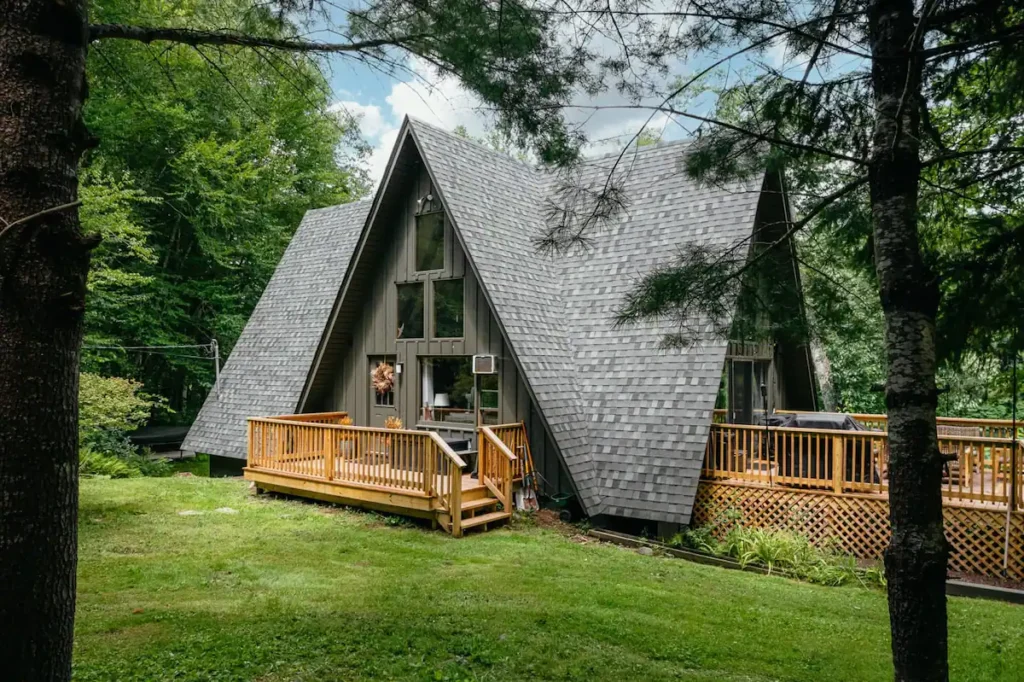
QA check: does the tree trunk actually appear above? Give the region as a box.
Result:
[0,2,92,679]
[867,1,948,680]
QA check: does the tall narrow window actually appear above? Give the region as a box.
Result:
[433,278,464,338]
[415,211,445,271]
[397,283,424,339]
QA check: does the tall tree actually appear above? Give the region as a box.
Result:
[538,1,1024,679]
[0,2,588,678]
[82,0,367,420]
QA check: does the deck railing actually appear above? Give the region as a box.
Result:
[247,417,467,530]
[703,422,1023,509]
[776,409,1022,439]
[488,422,532,480]
[268,411,351,425]
[478,427,516,509]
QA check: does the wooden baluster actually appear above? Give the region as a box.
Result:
[324,426,334,482]
[504,446,512,510]
[451,458,462,538]
[397,434,404,490]
[424,441,434,496]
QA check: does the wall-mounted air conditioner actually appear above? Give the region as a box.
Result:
[472,354,497,374]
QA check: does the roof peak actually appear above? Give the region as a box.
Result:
[404,116,693,173]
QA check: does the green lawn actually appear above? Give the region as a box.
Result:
[75,478,1024,681]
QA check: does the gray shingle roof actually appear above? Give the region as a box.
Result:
[184,117,763,524]
[410,120,760,522]
[181,201,371,459]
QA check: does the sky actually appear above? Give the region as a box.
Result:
[304,7,795,186]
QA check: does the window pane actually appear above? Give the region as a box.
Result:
[397,283,424,338]
[421,357,474,423]
[415,212,445,271]
[434,279,464,338]
[479,373,499,425]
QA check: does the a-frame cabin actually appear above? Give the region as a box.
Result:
[184,117,816,535]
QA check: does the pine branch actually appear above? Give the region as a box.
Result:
[89,24,424,53]
[920,21,1024,59]
[922,144,1024,167]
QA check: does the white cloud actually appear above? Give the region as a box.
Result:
[331,100,389,138]
[336,14,712,186]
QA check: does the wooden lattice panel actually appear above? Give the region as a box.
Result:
[693,481,1024,581]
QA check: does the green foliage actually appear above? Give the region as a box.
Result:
[82,0,366,422]
[718,525,886,588]
[673,507,886,589]
[78,372,174,477]
[351,0,594,165]
[79,448,141,479]
[79,373,156,457]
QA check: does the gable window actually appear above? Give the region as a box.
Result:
[415,211,445,271]
[433,278,464,338]
[397,283,424,339]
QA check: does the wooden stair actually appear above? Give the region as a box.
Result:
[438,480,511,535]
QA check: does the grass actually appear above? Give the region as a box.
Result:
[75,478,1024,681]
[167,453,210,477]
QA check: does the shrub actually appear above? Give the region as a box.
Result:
[80,447,141,478]
[79,373,168,476]
[683,521,886,589]
[670,525,719,554]
[79,373,155,456]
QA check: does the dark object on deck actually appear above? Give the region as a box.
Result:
[128,425,190,452]
[762,411,868,432]
[759,412,881,484]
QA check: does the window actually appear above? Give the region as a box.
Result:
[433,278,464,338]
[415,212,445,271]
[420,357,474,424]
[375,381,395,406]
[479,373,500,425]
[397,283,424,339]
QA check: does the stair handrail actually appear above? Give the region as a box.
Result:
[478,426,516,510]
[426,431,466,537]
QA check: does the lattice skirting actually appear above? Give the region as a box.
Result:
[692,481,1024,581]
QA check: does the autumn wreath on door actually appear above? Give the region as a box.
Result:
[372,361,395,395]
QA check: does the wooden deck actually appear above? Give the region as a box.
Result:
[704,420,1023,510]
[245,413,533,536]
[698,414,1024,580]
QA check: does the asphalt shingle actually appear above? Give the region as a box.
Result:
[184,118,762,524]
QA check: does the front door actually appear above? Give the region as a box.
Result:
[368,355,398,428]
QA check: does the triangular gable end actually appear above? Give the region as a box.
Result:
[298,118,600,514]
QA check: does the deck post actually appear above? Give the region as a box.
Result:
[832,436,845,494]
[324,426,334,482]
[1012,439,1019,512]
[247,420,254,468]
[451,469,463,538]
